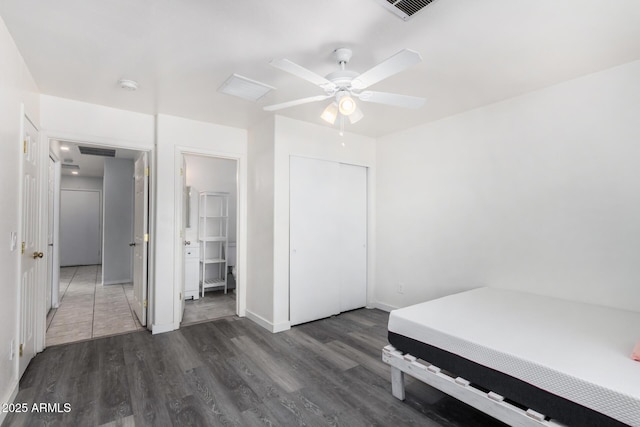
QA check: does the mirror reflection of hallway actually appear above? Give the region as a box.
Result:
[181,154,238,326]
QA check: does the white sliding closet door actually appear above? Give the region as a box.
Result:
[290,157,367,326]
[290,157,341,325]
[338,163,367,312]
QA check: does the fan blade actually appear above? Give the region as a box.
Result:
[351,49,422,90]
[270,58,337,91]
[356,91,425,109]
[263,95,332,111]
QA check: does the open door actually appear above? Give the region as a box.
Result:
[179,156,187,323]
[46,156,54,312]
[132,153,148,326]
[19,116,41,377]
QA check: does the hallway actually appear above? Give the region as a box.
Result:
[45,265,145,346]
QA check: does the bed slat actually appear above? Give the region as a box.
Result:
[382,346,567,427]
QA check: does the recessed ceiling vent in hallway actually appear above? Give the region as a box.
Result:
[378,0,437,20]
[78,146,116,157]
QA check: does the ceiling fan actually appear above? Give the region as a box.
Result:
[263,48,425,128]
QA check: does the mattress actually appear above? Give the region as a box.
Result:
[388,287,640,426]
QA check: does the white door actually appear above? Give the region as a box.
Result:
[180,156,186,322]
[290,157,367,325]
[59,190,101,266]
[19,117,41,377]
[290,157,342,325]
[338,163,367,312]
[132,153,148,326]
[46,157,55,312]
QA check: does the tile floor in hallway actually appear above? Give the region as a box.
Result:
[47,266,238,345]
[45,265,145,346]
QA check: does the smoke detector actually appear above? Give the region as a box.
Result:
[118,79,139,91]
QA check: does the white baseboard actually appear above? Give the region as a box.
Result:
[0,379,19,425]
[102,279,132,286]
[272,320,291,333]
[151,322,177,334]
[245,310,291,333]
[369,301,399,312]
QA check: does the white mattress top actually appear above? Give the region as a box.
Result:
[388,287,640,426]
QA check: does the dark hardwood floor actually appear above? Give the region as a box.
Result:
[3,309,505,427]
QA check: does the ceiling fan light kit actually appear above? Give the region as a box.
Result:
[264,47,425,133]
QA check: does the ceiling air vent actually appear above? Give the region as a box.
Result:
[61,164,79,170]
[78,146,116,157]
[218,74,275,102]
[377,0,437,21]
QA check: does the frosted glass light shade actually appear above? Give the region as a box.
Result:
[321,102,338,124]
[348,107,364,124]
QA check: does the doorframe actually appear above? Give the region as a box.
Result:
[48,151,61,309]
[40,131,155,342]
[173,146,247,326]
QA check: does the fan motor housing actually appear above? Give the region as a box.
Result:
[325,70,359,90]
[334,48,353,64]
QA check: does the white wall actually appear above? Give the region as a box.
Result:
[376,60,640,312]
[246,118,276,328]
[40,95,155,149]
[271,116,376,331]
[155,114,247,333]
[0,15,40,424]
[60,175,103,190]
[184,155,237,243]
[102,158,134,285]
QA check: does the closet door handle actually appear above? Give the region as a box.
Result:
[129,242,136,247]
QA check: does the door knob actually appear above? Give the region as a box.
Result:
[32,251,44,259]
[129,242,136,247]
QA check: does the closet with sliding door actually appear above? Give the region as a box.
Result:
[289,156,368,325]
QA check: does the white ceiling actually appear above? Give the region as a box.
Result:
[1,0,639,137]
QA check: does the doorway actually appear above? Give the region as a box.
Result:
[181,154,238,325]
[45,139,150,345]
